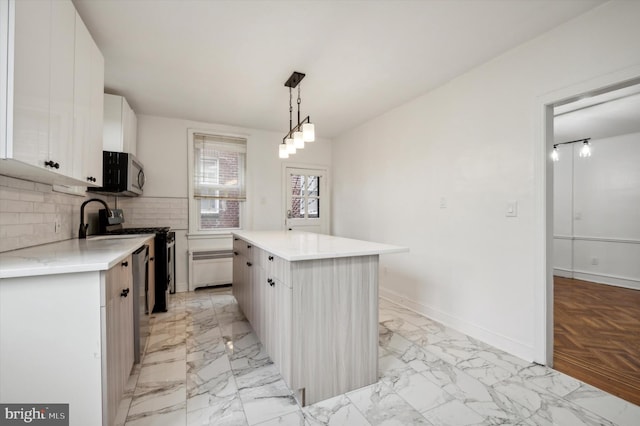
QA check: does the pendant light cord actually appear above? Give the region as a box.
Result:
[297,86,301,128]
[289,87,293,132]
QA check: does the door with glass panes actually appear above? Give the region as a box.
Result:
[285,167,329,234]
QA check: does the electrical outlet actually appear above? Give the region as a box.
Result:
[506,201,518,217]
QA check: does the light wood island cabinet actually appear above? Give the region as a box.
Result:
[232,231,407,405]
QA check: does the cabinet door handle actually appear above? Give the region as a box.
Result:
[267,278,275,287]
[267,278,273,284]
[234,238,238,241]
[268,256,274,261]
[246,262,252,267]
[233,251,239,256]
[122,261,129,267]
[120,288,130,297]
[44,160,59,169]
[247,245,252,249]
[150,257,154,261]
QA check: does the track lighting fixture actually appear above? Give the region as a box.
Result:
[551,138,591,162]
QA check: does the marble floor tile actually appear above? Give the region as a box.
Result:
[381,360,453,413]
[255,410,308,426]
[128,384,186,419]
[303,394,370,426]
[422,399,486,426]
[346,382,431,425]
[125,407,186,426]
[516,364,581,398]
[238,377,299,425]
[564,383,640,426]
[137,359,186,385]
[455,355,513,386]
[186,325,223,354]
[121,289,638,426]
[186,351,236,413]
[143,342,186,365]
[186,394,247,426]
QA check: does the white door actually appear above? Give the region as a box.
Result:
[285,167,329,234]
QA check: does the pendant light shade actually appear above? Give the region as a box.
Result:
[279,144,289,159]
[293,131,304,149]
[303,122,315,142]
[579,140,591,158]
[551,146,559,162]
[286,138,296,154]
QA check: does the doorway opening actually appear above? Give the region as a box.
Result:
[544,79,640,405]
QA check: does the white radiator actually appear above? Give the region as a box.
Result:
[188,249,233,291]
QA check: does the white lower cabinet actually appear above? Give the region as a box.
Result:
[0,256,135,426]
[104,255,134,426]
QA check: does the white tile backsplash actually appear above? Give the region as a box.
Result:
[0,175,188,253]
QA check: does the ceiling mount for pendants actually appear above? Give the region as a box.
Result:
[284,72,305,88]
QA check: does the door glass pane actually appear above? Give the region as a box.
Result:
[291,175,304,196]
[307,198,319,218]
[307,176,320,197]
[290,196,304,218]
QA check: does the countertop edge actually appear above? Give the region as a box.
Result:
[0,235,154,279]
[232,231,409,262]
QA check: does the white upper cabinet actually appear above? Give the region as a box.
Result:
[75,11,104,186]
[0,0,104,187]
[50,0,76,179]
[9,0,51,170]
[103,94,137,155]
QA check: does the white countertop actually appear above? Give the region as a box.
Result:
[0,235,154,279]
[232,230,408,261]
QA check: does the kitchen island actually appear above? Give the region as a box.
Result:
[232,230,408,405]
[0,235,153,426]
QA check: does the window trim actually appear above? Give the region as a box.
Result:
[187,129,247,235]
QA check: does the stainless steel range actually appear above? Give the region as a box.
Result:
[99,209,176,313]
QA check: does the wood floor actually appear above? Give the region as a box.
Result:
[554,276,640,406]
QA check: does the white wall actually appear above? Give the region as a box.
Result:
[553,132,640,289]
[331,1,640,361]
[131,114,332,291]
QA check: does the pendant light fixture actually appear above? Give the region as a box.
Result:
[551,138,591,162]
[280,71,315,158]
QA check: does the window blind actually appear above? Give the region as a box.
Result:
[193,133,246,201]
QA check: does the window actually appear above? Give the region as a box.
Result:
[188,132,246,233]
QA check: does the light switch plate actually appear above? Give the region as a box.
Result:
[506,201,518,217]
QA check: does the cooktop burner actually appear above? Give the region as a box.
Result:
[107,227,171,235]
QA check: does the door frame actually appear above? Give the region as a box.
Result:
[533,65,640,365]
[281,162,331,233]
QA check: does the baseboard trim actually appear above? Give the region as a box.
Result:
[553,269,640,290]
[379,286,534,362]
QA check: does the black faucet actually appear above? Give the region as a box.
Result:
[79,199,112,239]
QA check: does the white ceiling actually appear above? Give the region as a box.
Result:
[554,84,640,143]
[73,0,604,139]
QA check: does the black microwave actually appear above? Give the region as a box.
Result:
[88,151,145,196]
